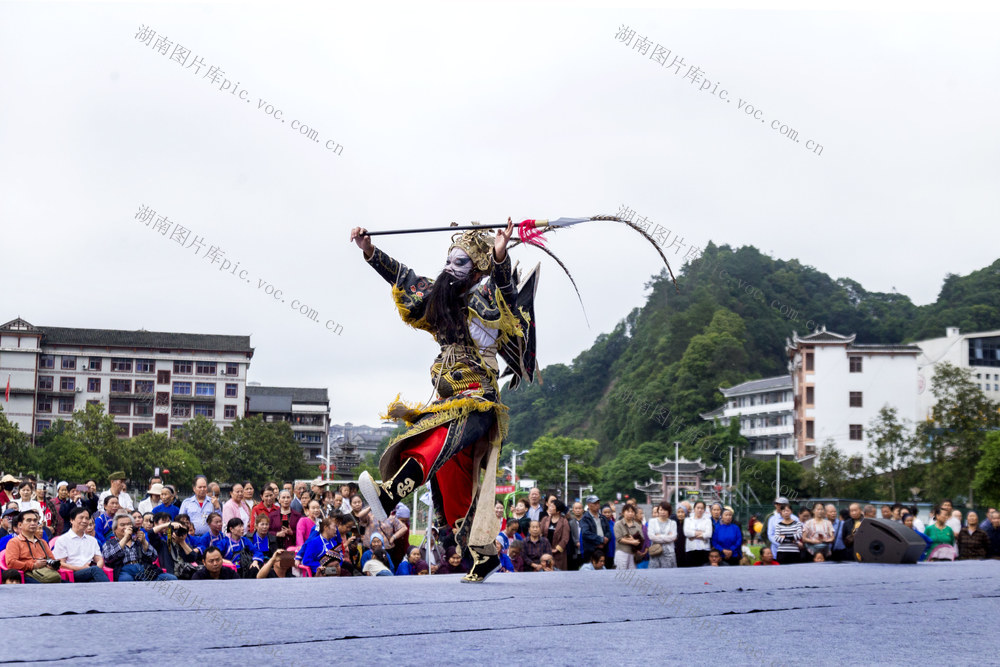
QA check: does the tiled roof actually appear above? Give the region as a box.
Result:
[848,343,920,354]
[246,385,329,403]
[649,457,718,473]
[719,375,792,397]
[37,325,253,354]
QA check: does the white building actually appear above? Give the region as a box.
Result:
[0,317,253,441]
[245,384,330,463]
[913,327,1000,420]
[702,375,795,459]
[786,327,920,461]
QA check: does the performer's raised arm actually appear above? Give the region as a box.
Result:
[351,226,433,327]
[490,217,517,306]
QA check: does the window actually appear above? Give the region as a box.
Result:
[135,380,154,394]
[134,402,153,417]
[115,423,130,438]
[805,386,814,406]
[805,420,815,439]
[849,424,863,440]
[109,400,131,416]
[849,391,863,407]
[196,361,217,375]
[224,405,237,419]
[87,399,101,407]
[225,363,239,376]
[850,356,863,373]
[173,361,192,374]
[58,397,75,414]
[38,376,53,391]
[136,359,155,374]
[110,379,132,393]
[155,413,168,428]
[36,396,52,413]
[195,383,215,397]
[60,377,75,392]
[87,378,101,392]
[61,357,76,370]
[132,423,153,436]
[225,383,238,398]
[35,419,51,434]
[39,354,55,369]
[969,336,1000,368]
[805,352,814,371]
[157,370,171,384]
[194,404,215,418]
[172,403,191,418]
[156,391,170,406]
[172,382,192,396]
[111,358,132,372]
[88,358,102,371]
[168,423,180,436]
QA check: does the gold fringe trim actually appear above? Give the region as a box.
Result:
[383,395,509,448]
[391,285,435,333]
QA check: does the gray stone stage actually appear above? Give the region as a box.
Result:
[1,560,997,666]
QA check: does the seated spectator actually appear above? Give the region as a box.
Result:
[925,506,956,552]
[296,500,323,547]
[539,553,558,572]
[435,546,466,575]
[389,505,411,567]
[803,501,835,558]
[956,512,989,560]
[1,569,22,584]
[579,550,606,571]
[754,546,779,565]
[94,495,119,546]
[197,512,227,555]
[52,507,109,582]
[101,514,176,582]
[523,520,553,572]
[503,519,523,545]
[191,546,238,580]
[268,490,303,550]
[220,517,265,577]
[812,551,827,562]
[147,513,199,579]
[250,513,276,561]
[360,532,395,575]
[495,536,515,573]
[704,548,725,566]
[151,485,180,520]
[773,505,802,565]
[297,517,339,572]
[507,540,526,573]
[0,507,17,550]
[6,510,61,583]
[711,507,742,566]
[396,546,425,576]
[257,548,296,579]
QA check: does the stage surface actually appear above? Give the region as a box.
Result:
[2,560,996,665]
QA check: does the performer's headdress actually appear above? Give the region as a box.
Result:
[448,226,494,273]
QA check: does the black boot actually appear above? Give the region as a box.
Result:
[460,546,501,584]
[358,458,424,521]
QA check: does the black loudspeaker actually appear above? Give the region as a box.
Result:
[853,517,926,564]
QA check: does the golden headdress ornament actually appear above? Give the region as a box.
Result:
[448,222,494,272]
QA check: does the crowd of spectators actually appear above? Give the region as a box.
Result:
[2,472,998,584]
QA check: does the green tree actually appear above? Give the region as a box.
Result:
[972,431,1000,508]
[226,416,312,487]
[33,431,105,483]
[174,415,228,481]
[867,405,917,501]
[802,441,853,498]
[520,436,600,494]
[743,457,805,503]
[0,404,32,475]
[65,403,120,476]
[159,442,205,492]
[916,363,1000,501]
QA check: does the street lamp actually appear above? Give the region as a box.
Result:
[316,453,335,484]
[510,449,529,492]
[562,454,571,505]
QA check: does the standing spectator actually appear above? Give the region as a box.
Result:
[803,502,835,558]
[82,480,100,517]
[956,512,989,560]
[0,474,18,506]
[222,483,252,532]
[51,482,70,536]
[523,520,553,571]
[709,502,723,528]
[495,501,506,532]
[766,497,788,557]
[684,500,713,567]
[390,505,411,568]
[290,481,308,513]
[946,510,963,536]
[579,495,610,565]
[296,499,323,546]
[567,501,584,571]
[773,504,803,565]
[612,504,643,571]
[909,505,926,533]
[880,505,893,520]
[925,506,956,551]
[15,481,42,516]
[981,509,1000,559]
[647,501,677,569]
[862,504,877,519]
[207,482,223,513]
[674,505,689,568]
[540,500,570,571]
[52,507,108,582]
[152,485,180,520]
[179,476,216,536]
[711,507,743,566]
[348,493,371,538]
[191,547,238,580]
[136,477,163,515]
[748,514,760,545]
[58,485,87,533]
[6,510,61,583]
[511,498,532,536]
[33,484,53,531]
[526,487,544,521]
[602,504,617,567]
[365,511,406,558]
[828,504,848,561]
[268,489,303,550]
[251,485,278,525]
[841,503,864,555]
[97,472,134,512]
[242,482,257,512]
[101,515,176,581]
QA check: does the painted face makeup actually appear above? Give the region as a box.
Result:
[443,248,473,279]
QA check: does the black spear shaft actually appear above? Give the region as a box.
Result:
[362,223,519,237]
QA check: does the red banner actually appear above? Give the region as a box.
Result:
[495,485,515,494]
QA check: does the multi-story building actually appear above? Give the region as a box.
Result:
[786,327,920,461]
[245,384,330,463]
[0,318,253,441]
[702,375,795,459]
[635,456,722,506]
[329,422,397,460]
[913,327,1000,420]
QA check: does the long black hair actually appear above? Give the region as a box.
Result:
[424,268,477,345]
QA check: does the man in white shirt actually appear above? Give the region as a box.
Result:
[526,487,544,521]
[97,472,134,512]
[52,506,109,582]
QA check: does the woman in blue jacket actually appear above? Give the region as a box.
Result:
[711,507,743,566]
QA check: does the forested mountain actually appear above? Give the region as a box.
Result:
[502,244,1000,471]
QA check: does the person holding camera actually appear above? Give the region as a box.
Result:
[6,509,61,583]
[257,548,296,578]
[101,514,177,581]
[147,513,199,579]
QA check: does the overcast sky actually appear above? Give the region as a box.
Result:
[2,1,997,426]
